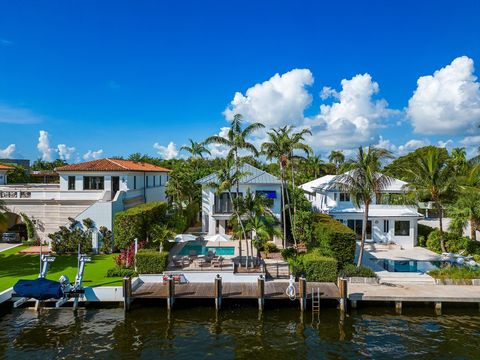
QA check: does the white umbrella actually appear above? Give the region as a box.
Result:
[204,234,230,242]
[175,234,198,243]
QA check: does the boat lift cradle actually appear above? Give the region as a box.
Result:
[13,254,91,309]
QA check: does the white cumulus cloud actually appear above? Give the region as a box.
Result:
[0,144,16,158]
[308,73,398,149]
[224,69,313,128]
[153,141,178,160]
[56,144,76,161]
[83,149,104,161]
[37,130,53,161]
[407,56,480,135]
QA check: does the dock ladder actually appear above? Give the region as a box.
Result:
[312,287,321,315]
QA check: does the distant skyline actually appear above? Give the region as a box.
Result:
[1,0,479,162]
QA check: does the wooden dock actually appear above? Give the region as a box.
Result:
[132,281,340,300]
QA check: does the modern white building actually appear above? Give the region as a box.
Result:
[196,164,282,236]
[0,158,170,242]
[0,164,13,185]
[300,173,422,249]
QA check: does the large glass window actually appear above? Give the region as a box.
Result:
[339,193,350,202]
[395,221,410,236]
[68,176,75,190]
[347,219,372,240]
[214,193,242,213]
[83,176,104,190]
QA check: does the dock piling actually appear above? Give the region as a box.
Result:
[299,277,307,312]
[435,302,442,315]
[395,301,402,314]
[257,275,265,311]
[337,278,348,312]
[123,276,132,312]
[167,275,175,310]
[214,274,222,311]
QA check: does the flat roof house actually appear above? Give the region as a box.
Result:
[301,172,422,249]
[196,163,282,237]
[0,158,170,244]
[0,164,14,185]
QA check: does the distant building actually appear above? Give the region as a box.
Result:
[0,164,14,185]
[0,158,171,244]
[0,159,30,170]
[301,172,422,249]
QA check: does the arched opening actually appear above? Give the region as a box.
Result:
[0,212,27,241]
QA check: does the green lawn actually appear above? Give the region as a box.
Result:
[0,246,122,292]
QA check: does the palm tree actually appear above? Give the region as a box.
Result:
[261,125,311,247]
[333,146,393,267]
[403,147,455,253]
[328,150,345,173]
[180,139,211,159]
[449,147,468,175]
[448,193,480,240]
[305,154,324,179]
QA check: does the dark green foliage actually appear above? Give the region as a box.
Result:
[427,229,480,255]
[339,264,377,278]
[429,266,480,280]
[313,214,356,268]
[293,210,315,246]
[418,224,435,246]
[417,235,427,247]
[302,250,338,282]
[48,219,93,254]
[106,267,137,278]
[20,212,36,240]
[99,226,114,254]
[135,250,169,274]
[5,165,29,184]
[113,202,168,249]
[281,247,297,260]
[288,255,305,276]
[264,242,279,253]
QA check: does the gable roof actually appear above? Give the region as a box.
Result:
[55,158,171,173]
[196,163,281,186]
[300,171,408,193]
[0,164,14,171]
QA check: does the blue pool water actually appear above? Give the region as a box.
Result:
[178,241,235,256]
[375,259,442,273]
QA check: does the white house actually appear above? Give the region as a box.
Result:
[0,158,170,242]
[300,173,422,249]
[0,164,14,185]
[196,164,282,236]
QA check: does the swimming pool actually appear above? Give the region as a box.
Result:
[374,259,442,273]
[178,241,235,256]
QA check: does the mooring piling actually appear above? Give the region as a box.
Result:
[167,275,175,310]
[257,275,265,311]
[337,278,348,312]
[214,274,222,311]
[123,276,132,312]
[299,276,307,312]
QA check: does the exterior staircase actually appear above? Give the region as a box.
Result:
[265,261,290,280]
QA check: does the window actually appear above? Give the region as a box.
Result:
[159,175,162,186]
[153,176,156,187]
[395,221,410,236]
[214,193,242,213]
[68,176,75,190]
[346,219,372,240]
[384,220,390,233]
[133,176,136,190]
[339,193,350,202]
[83,176,104,190]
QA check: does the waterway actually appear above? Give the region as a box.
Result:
[1,304,479,359]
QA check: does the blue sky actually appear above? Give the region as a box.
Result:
[0,0,479,162]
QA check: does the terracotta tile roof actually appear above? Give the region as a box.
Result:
[0,164,14,170]
[55,158,171,172]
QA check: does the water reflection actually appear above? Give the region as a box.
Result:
[0,305,479,359]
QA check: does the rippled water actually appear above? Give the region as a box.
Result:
[1,303,479,359]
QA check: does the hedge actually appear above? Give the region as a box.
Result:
[313,214,356,269]
[114,202,168,249]
[135,250,169,274]
[302,250,338,282]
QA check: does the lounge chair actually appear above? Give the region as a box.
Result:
[211,256,224,268]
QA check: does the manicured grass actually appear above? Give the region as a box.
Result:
[0,247,122,292]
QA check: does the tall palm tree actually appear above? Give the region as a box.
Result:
[333,146,393,267]
[305,154,324,179]
[403,147,455,253]
[449,147,468,176]
[180,139,211,158]
[448,193,480,240]
[261,125,311,247]
[328,150,345,173]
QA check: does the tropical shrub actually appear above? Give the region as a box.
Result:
[135,250,169,274]
[113,201,168,249]
[429,266,480,280]
[281,247,297,260]
[302,250,338,282]
[288,254,305,276]
[99,226,114,254]
[293,210,315,247]
[114,241,144,269]
[426,229,478,255]
[313,214,356,269]
[106,267,138,277]
[49,218,93,254]
[339,264,377,278]
[418,223,435,240]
